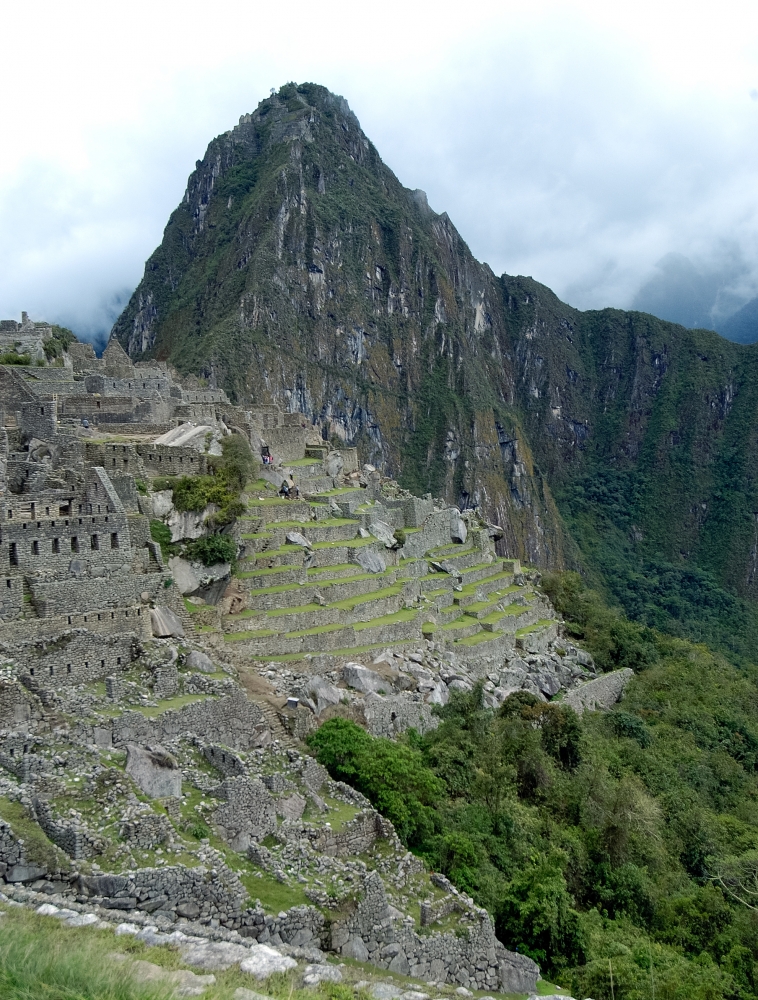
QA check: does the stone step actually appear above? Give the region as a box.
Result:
[419,574,455,595]
[225,622,358,656]
[463,586,527,618]
[238,566,305,590]
[339,590,407,625]
[454,571,517,604]
[438,615,482,640]
[244,500,312,524]
[266,519,361,544]
[264,604,343,632]
[428,546,486,573]
[480,603,535,632]
[458,560,506,586]
[306,563,368,580]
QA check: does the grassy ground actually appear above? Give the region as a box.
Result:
[0,904,566,999]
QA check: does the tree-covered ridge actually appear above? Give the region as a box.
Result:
[309,575,758,999]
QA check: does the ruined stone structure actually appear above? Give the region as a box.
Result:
[0,328,634,995]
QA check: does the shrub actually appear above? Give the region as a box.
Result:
[184,534,236,566]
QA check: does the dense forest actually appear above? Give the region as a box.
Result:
[309,574,758,999]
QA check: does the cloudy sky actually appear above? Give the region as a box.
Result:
[3,0,758,342]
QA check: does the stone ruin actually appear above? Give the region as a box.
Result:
[0,325,634,995]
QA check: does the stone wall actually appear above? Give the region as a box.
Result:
[0,677,40,727]
[111,691,266,750]
[137,444,208,477]
[32,796,102,861]
[212,777,278,850]
[330,871,538,994]
[563,668,634,715]
[18,631,135,688]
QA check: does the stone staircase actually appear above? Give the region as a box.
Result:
[191,455,558,666]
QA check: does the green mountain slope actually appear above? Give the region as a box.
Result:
[113,83,758,658]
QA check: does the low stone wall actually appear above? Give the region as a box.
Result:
[111,691,266,750]
[563,668,634,715]
[363,693,438,738]
[203,745,246,777]
[77,856,248,922]
[330,871,538,994]
[32,796,102,861]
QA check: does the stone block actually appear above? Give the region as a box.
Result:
[343,663,385,694]
[125,743,182,798]
[150,606,184,638]
[187,650,215,673]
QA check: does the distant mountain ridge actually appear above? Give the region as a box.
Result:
[113,82,758,653]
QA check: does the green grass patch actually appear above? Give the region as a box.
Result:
[135,694,212,717]
[454,629,504,646]
[353,608,419,630]
[330,584,402,611]
[515,618,557,637]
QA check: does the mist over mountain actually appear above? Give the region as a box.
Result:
[629,251,758,343]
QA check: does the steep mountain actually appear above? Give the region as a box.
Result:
[113,83,758,656]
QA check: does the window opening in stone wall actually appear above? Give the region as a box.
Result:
[91,534,99,550]
[117,657,122,665]
[9,543,17,566]
[31,540,38,555]
[52,538,59,553]
[29,667,34,676]
[5,579,10,588]
[111,533,118,549]
[71,537,78,553]
[49,665,53,675]
[67,664,71,673]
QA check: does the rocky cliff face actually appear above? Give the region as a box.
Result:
[112,83,568,568]
[113,83,758,631]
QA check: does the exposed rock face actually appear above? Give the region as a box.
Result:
[111,84,568,570]
[125,743,182,799]
[150,607,185,638]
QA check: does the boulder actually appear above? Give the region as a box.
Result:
[150,606,185,638]
[186,650,215,673]
[277,792,306,822]
[240,945,297,978]
[450,510,467,544]
[180,939,251,971]
[168,507,215,543]
[369,520,397,548]
[354,547,386,574]
[342,936,369,962]
[151,490,174,518]
[303,964,343,986]
[285,531,312,549]
[343,663,385,694]
[304,676,342,716]
[7,863,46,882]
[168,557,231,597]
[325,451,344,477]
[219,577,247,616]
[125,743,182,798]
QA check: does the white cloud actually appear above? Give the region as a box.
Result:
[3,0,758,337]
